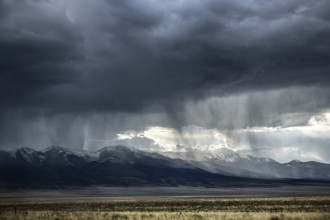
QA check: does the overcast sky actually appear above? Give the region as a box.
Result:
[1,0,330,163]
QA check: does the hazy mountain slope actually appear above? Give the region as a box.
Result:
[162,149,330,180]
[0,145,329,189]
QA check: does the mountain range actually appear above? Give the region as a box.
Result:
[0,146,329,188]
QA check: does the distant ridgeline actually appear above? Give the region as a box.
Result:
[0,146,329,188]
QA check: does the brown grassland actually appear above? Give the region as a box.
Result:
[0,197,329,220]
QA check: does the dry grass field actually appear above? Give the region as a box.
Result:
[0,197,329,220]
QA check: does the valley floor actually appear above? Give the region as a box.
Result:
[0,196,329,220]
[1,185,330,199]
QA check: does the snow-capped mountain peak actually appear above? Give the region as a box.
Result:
[0,145,329,181]
[163,146,263,163]
[13,147,35,156]
[98,145,137,154]
[43,145,73,154]
[10,147,44,165]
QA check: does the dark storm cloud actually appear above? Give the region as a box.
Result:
[1,0,330,113]
[0,0,82,111]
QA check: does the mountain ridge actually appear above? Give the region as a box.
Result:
[0,145,329,189]
[161,148,330,180]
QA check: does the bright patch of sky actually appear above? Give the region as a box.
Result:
[116,125,234,152]
[114,111,330,163]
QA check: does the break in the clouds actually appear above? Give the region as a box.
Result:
[0,0,330,162]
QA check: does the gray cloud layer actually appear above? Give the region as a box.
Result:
[1,0,330,162]
[1,0,330,113]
